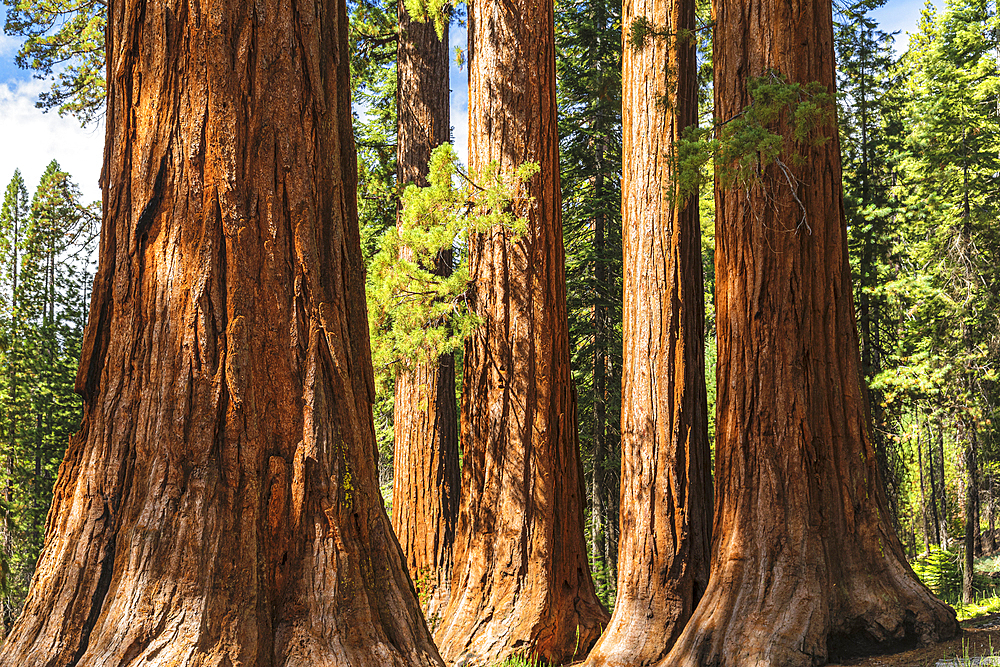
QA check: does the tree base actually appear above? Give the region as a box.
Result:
[662,553,958,666]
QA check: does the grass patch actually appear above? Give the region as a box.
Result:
[494,657,548,667]
[954,592,1000,621]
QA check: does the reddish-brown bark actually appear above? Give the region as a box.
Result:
[391,1,459,626]
[663,0,958,664]
[432,0,609,663]
[0,0,444,664]
[583,0,712,665]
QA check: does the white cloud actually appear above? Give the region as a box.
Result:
[0,78,104,205]
[0,33,19,57]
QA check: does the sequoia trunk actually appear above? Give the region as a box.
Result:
[391,0,459,627]
[664,0,958,663]
[0,0,444,664]
[432,0,609,663]
[582,0,712,665]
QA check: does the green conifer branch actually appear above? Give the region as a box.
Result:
[403,0,452,40]
[671,70,836,230]
[366,144,539,395]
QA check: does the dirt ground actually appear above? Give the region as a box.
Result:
[828,615,1000,666]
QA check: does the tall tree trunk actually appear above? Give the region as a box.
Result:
[664,0,958,663]
[0,0,444,664]
[590,0,616,602]
[433,0,609,663]
[391,0,459,627]
[591,156,608,595]
[975,470,982,556]
[918,425,930,554]
[988,474,995,553]
[591,410,608,593]
[963,419,979,603]
[939,427,949,548]
[928,423,942,547]
[583,0,712,665]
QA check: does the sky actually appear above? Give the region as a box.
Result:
[0,0,928,209]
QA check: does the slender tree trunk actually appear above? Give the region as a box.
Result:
[939,427,949,548]
[433,0,609,662]
[665,0,958,663]
[989,475,996,553]
[391,0,459,627]
[603,488,617,588]
[918,426,930,554]
[591,0,615,601]
[591,410,608,594]
[8,206,19,525]
[976,476,983,556]
[928,423,942,547]
[584,0,711,665]
[963,420,979,603]
[0,0,444,664]
[591,160,608,595]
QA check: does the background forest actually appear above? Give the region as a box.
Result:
[0,0,998,643]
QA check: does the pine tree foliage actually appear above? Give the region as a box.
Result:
[349,0,401,483]
[350,0,400,266]
[892,0,999,555]
[0,163,95,634]
[2,0,106,124]
[402,0,450,38]
[839,0,1000,557]
[835,0,908,522]
[366,144,537,394]
[555,0,623,606]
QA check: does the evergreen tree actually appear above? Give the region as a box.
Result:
[889,0,1000,595]
[433,0,609,661]
[2,0,106,124]
[0,0,448,658]
[349,0,402,485]
[0,170,31,631]
[0,163,94,633]
[835,0,907,523]
[555,0,624,606]
[351,0,401,265]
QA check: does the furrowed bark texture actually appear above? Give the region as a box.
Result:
[433,0,609,663]
[583,0,712,665]
[391,1,459,626]
[0,0,444,664]
[664,0,958,664]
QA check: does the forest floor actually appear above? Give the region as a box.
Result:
[828,614,1000,666]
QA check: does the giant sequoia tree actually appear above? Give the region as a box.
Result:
[390,0,460,623]
[432,0,609,663]
[0,0,444,664]
[663,0,959,663]
[583,0,712,664]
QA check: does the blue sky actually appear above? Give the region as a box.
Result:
[0,4,105,204]
[873,0,930,50]
[1,0,930,207]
